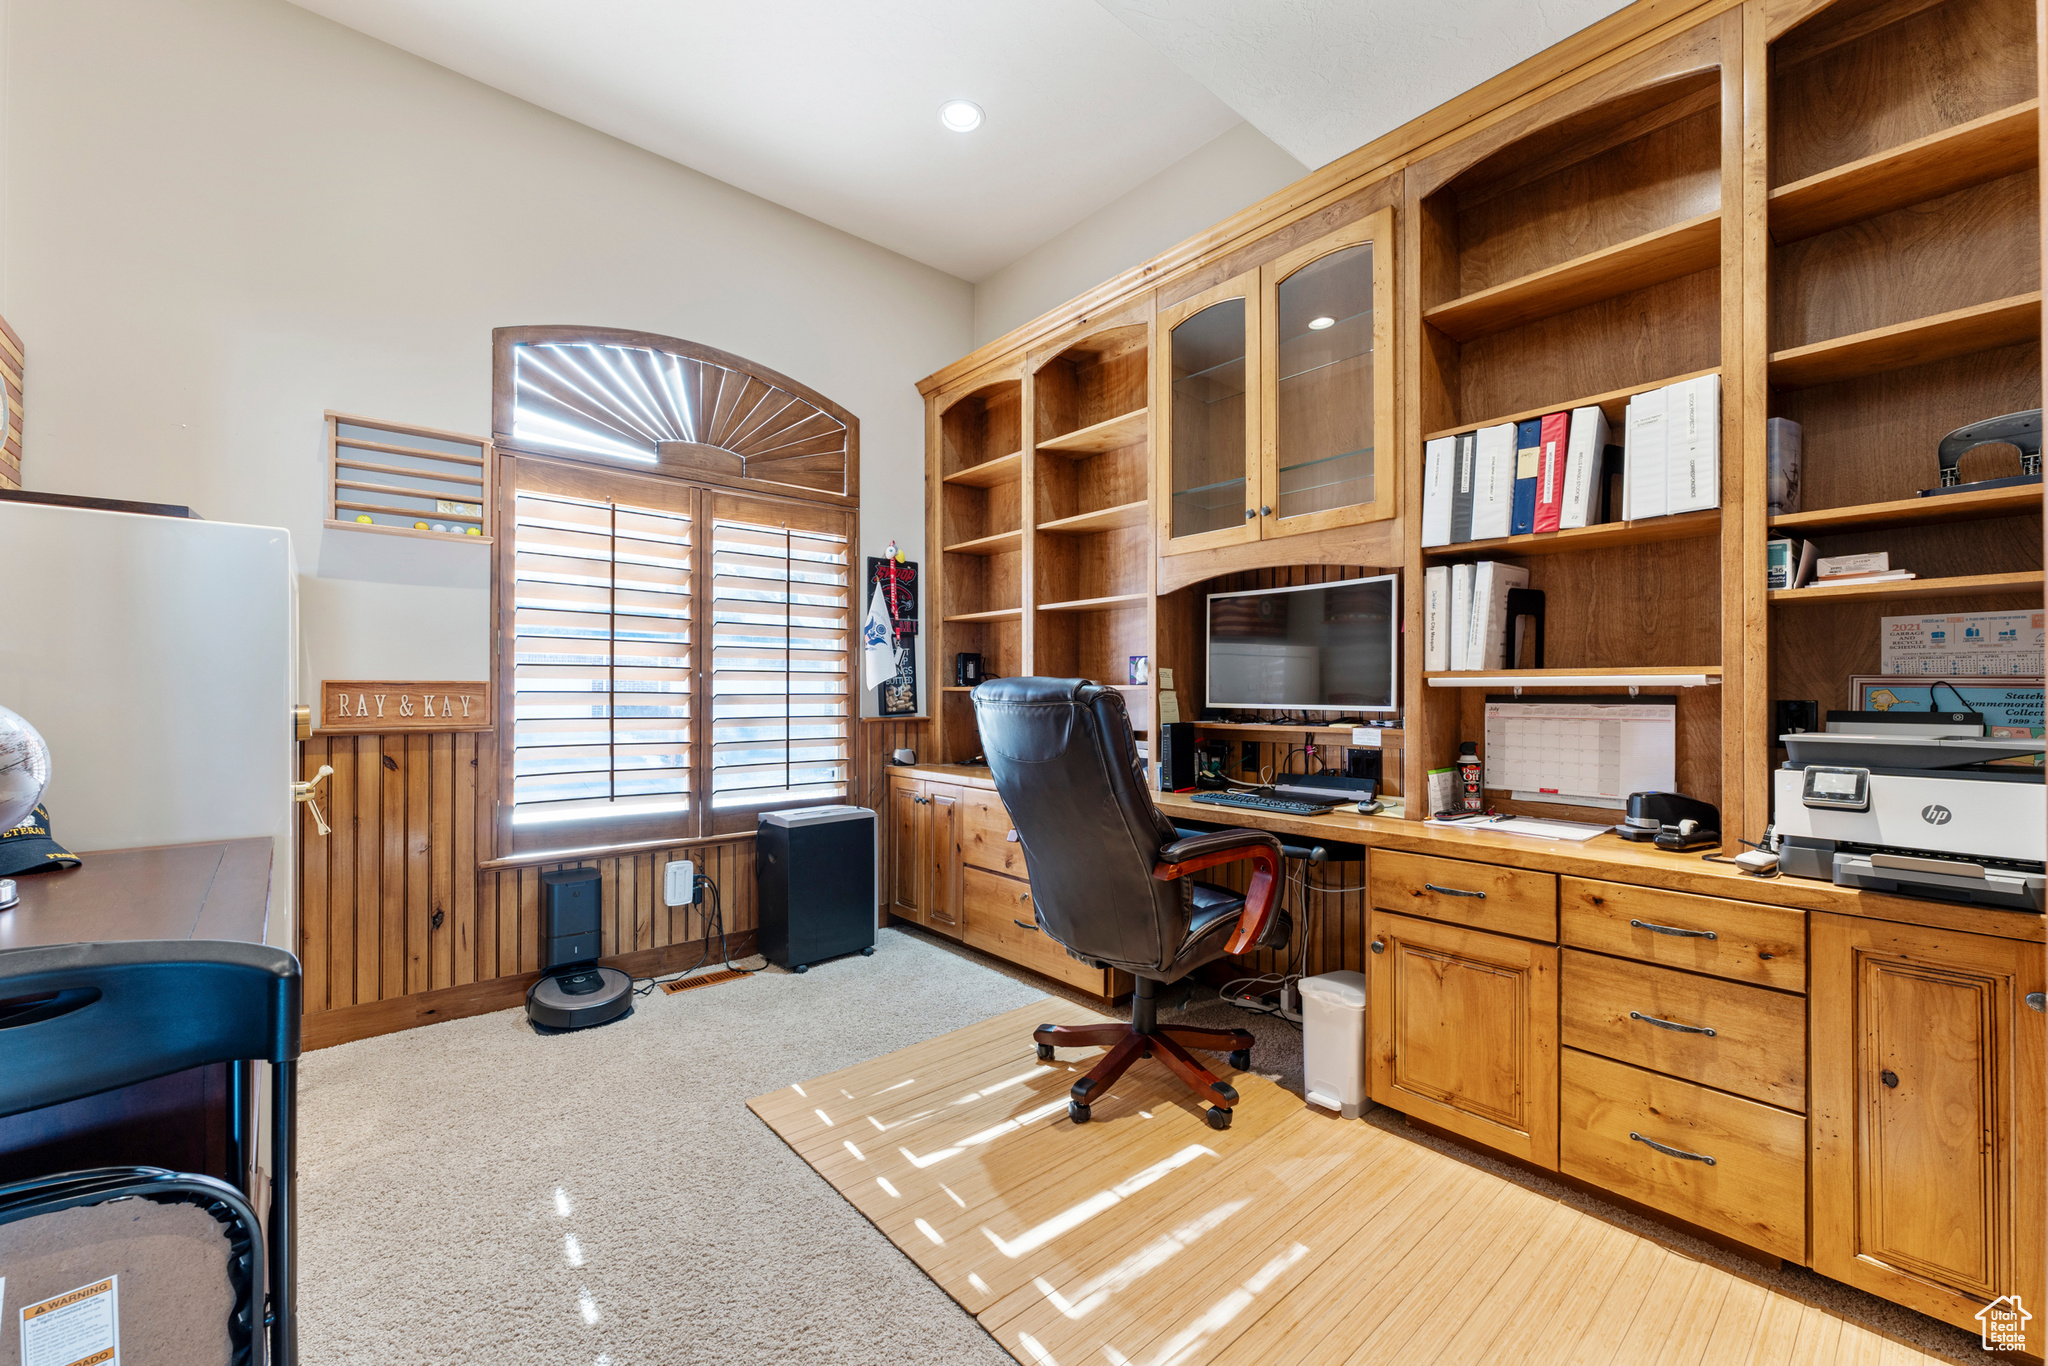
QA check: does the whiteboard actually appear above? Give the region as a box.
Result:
[1482,695,1676,809]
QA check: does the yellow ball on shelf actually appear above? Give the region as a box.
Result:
[355,514,372,524]
[413,521,429,530]
[466,526,481,536]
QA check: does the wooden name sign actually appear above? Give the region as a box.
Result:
[320,681,492,734]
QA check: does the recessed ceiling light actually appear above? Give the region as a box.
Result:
[939,100,984,133]
[1308,315,1337,330]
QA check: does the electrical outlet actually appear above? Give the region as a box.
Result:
[664,859,698,907]
[1240,741,1259,771]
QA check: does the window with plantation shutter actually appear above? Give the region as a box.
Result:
[508,478,693,825]
[707,499,852,815]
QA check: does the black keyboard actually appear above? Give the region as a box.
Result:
[1189,790,1338,816]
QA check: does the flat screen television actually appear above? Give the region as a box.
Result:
[1205,574,1398,713]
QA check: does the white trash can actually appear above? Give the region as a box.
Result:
[1300,970,1368,1119]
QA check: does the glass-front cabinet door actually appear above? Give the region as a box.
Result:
[1260,209,1396,534]
[1156,272,1261,555]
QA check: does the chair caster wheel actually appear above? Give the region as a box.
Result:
[793,963,808,974]
[1069,1101,1091,1124]
[860,946,875,956]
[1228,1049,1251,1071]
[1206,1105,1233,1131]
[1037,1043,1055,1062]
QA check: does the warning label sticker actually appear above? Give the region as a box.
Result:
[20,1275,118,1366]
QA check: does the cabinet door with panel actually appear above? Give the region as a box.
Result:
[1156,272,1261,556]
[887,775,924,926]
[921,783,964,937]
[1811,913,2045,1353]
[1258,208,1396,536]
[1367,908,1559,1168]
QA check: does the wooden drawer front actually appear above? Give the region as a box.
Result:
[960,866,1101,992]
[1560,878,1804,991]
[1561,950,1807,1110]
[958,787,1025,876]
[1561,1048,1806,1261]
[1371,849,1556,941]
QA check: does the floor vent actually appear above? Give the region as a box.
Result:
[661,967,751,995]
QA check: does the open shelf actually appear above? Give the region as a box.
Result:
[1423,212,1720,342]
[1036,593,1147,613]
[942,450,1023,488]
[1768,292,2042,389]
[1769,571,2044,605]
[1038,500,1149,535]
[1037,408,1148,455]
[1770,485,2043,535]
[1770,99,2040,243]
[942,606,1024,623]
[1426,667,1723,688]
[942,528,1022,556]
[1423,368,1720,443]
[1424,509,1719,560]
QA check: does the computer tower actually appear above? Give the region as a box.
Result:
[757,805,877,973]
[1157,721,1196,792]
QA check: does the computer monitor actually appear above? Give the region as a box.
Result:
[1205,574,1398,713]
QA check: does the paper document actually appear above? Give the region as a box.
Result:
[1483,696,1677,808]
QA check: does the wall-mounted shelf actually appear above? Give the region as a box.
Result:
[942,606,1024,623]
[1036,408,1148,455]
[1422,212,1721,342]
[942,528,1023,556]
[1768,292,2042,389]
[1769,485,2043,535]
[942,450,1023,487]
[1769,100,2040,243]
[1423,367,1721,443]
[1769,571,2044,605]
[1424,509,1719,560]
[1036,593,1147,613]
[1038,500,1149,535]
[1426,667,1722,688]
[1194,721,1403,742]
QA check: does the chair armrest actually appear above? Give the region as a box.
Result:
[1153,828,1283,956]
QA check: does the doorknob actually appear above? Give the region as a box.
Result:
[1260,505,1272,516]
[293,764,334,837]
[2028,992,2045,1013]
[1244,508,1256,520]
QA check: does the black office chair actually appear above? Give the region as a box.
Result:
[973,678,1289,1129]
[0,940,301,1365]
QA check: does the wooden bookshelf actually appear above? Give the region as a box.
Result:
[1422,367,1720,442]
[1035,408,1147,455]
[1422,212,1720,342]
[1769,485,2043,535]
[1768,571,2044,606]
[1767,292,2042,389]
[1769,99,2039,243]
[1424,667,1722,687]
[941,450,1022,487]
[941,528,1022,556]
[1036,593,1147,613]
[1423,509,1720,560]
[1037,500,1149,535]
[942,606,1023,623]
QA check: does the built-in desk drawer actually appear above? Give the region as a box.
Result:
[1561,1048,1805,1261]
[1560,878,1805,991]
[1561,950,1806,1110]
[958,787,1026,876]
[960,866,1099,993]
[1371,849,1555,941]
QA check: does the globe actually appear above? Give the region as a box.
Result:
[0,704,51,835]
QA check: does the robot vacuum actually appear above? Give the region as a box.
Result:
[526,964,632,1030]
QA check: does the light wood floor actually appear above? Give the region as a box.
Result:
[750,999,1953,1366]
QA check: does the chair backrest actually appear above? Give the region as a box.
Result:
[971,678,1189,975]
[0,940,301,1120]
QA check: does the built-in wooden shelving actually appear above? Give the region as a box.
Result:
[1036,593,1147,613]
[942,450,1023,487]
[1769,485,2043,535]
[941,528,1022,556]
[1768,292,2042,389]
[1423,212,1720,341]
[1423,368,1721,442]
[1768,571,2044,605]
[1037,500,1149,535]
[1769,100,2040,242]
[1195,721,1403,742]
[942,606,1023,623]
[1036,408,1148,455]
[1425,667,1723,688]
[1424,509,1719,560]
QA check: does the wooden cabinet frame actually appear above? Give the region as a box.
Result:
[1155,271,1262,556]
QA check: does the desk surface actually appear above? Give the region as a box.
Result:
[1,838,273,949]
[887,763,2045,943]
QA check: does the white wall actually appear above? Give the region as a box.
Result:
[1,0,970,713]
[971,121,1305,347]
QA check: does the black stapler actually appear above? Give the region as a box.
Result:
[1618,791,1720,850]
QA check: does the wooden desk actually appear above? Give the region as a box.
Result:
[0,838,275,1183]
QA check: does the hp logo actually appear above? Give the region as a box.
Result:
[1921,804,1953,826]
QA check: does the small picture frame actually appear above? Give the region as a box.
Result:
[1128,655,1150,686]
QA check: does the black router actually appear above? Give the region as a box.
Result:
[526,867,631,1029]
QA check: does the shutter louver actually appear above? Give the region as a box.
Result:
[709,514,851,808]
[510,488,692,822]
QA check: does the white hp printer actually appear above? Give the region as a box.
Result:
[1776,709,2045,913]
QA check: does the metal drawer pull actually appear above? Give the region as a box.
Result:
[1013,919,1038,932]
[2028,992,2045,1013]
[1630,1131,1715,1165]
[1423,883,1486,899]
[1629,918,1716,940]
[1630,1010,1715,1037]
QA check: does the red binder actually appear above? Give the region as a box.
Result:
[1532,410,1571,533]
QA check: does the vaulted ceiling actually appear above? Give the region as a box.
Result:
[288,0,1631,282]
